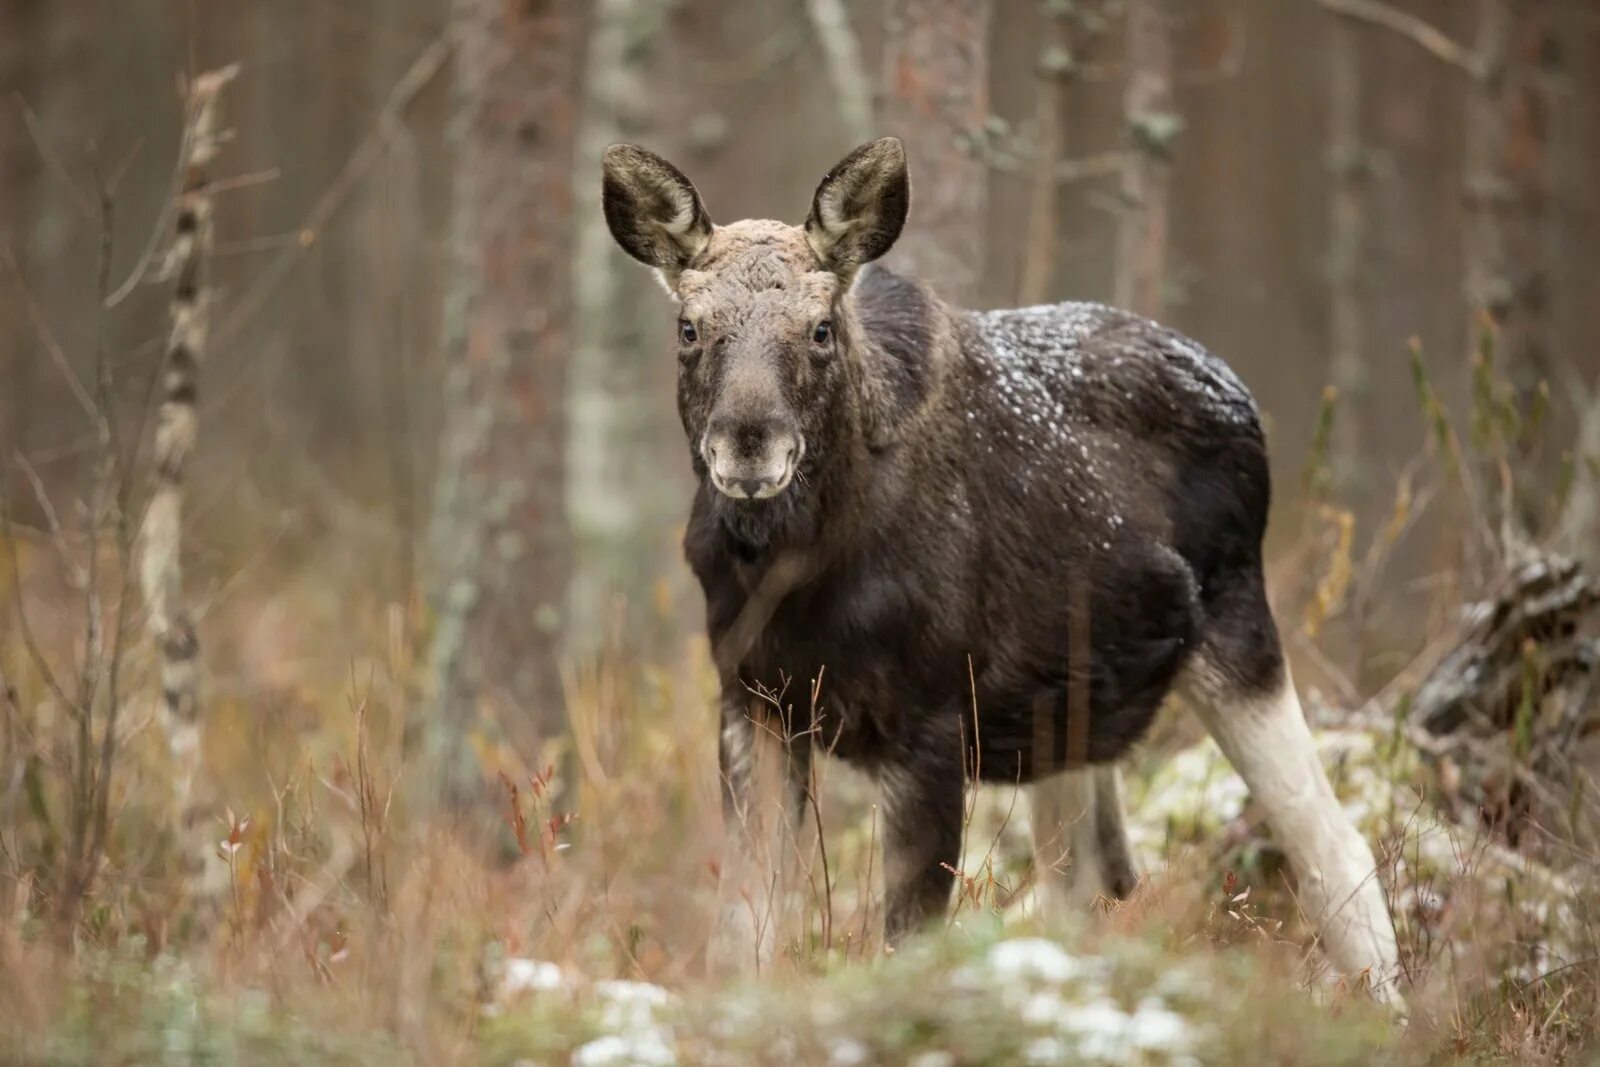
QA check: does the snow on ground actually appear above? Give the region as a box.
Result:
[492,937,1207,1066]
[960,938,1202,1065]
[494,963,678,1066]
[486,722,1585,1064]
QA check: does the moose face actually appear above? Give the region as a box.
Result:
[673,223,838,501]
[601,139,909,506]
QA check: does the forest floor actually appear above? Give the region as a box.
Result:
[1,601,1596,1065]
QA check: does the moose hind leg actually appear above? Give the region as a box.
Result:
[879,749,964,947]
[1029,766,1138,915]
[1187,659,1403,1004]
[1092,765,1140,898]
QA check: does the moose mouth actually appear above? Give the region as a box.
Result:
[705,437,803,502]
[708,459,797,501]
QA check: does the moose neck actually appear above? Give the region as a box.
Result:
[846,265,952,455]
[708,367,868,566]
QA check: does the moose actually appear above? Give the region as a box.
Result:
[601,137,1402,1002]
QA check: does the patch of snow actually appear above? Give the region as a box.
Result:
[827,1038,871,1066]
[985,937,1094,985]
[501,958,568,997]
[594,979,674,1034]
[1015,988,1200,1064]
[1127,737,1250,856]
[1127,998,1195,1054]
[494,960,678,1065]
[572,1032,677,1067]
[1024,1035,1067,1064]
[967,936,1202,1063]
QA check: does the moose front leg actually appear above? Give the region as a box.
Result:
[879,745,965,947]
[709,699,812,977]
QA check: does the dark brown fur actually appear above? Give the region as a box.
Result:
[603,138,1286,945]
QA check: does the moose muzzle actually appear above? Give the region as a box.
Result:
[703,417,802,501]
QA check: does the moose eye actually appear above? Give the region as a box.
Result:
[679,319,698,345]
[812,320,833,345]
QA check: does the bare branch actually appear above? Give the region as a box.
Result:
[13,454,83,588]
[85,158,139,899]
[1053,151,1127,184]
[215,34,449,350]
[105,97,200,309]
[1,248,98,422]
[0,485,76,718]
[192,166,280,198]
[981,142,1128,184]
[11,93,94,221]
[1316,0,1485,79]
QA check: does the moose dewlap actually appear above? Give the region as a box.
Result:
[601,137,1403,1005]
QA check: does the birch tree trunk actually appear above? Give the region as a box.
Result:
[425,0,586,810]
[880,0,994,306]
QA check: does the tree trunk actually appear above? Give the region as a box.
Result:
[1017,6,1072,307]
[1113,0,1176,319]
[424,0,585,810]
[806,0,874,146]
[567,0,683,654]
[880,0,993,306]
[1326,12,1367,490]
[1465,0,1552,380]
[0,0,43,474]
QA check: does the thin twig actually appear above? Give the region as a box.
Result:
[192,166,280,197]
[0,486,75,721]
[1,249,98,422]
[214,34,450,350]
[12,94,94,221]
[105,92,202,309]
[805,669,832,952]
[83,167,134,895]
[982,142,1128,184]
[12,454,82,587]
[1316,0,1486,79]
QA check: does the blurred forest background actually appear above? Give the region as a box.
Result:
[3,0,1599,717]
[2,0,1600,1062]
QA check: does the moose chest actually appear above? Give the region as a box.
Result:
[703,544,974,767]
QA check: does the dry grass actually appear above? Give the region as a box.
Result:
[1,566,1596,1065]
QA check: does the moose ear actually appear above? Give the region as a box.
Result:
[804,137,910,280]
[602,144,713,280]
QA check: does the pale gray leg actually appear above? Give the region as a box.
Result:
[1030,765,1138,915]
[708,702,811,976]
